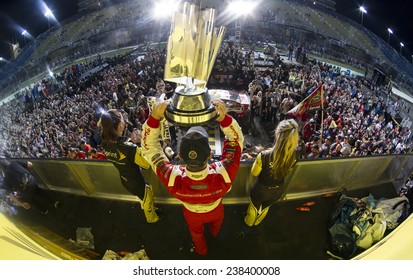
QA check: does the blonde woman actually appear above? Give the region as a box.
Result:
[245,119,299,226]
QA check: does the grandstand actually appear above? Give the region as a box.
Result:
[0,0,411,103]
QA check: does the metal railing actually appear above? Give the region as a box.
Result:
[23,154,413,204]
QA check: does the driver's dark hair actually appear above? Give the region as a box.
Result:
[100,109,122,144]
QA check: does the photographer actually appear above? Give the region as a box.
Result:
[0,158,58,214]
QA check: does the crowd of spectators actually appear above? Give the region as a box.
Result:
[243,55,413,159]
[0,47,168,159]
[0,38,412,163]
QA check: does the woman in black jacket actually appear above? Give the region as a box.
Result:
[100,109,159,223]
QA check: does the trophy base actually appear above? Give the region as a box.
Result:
[165,105,217,126]
[165,86,217,126]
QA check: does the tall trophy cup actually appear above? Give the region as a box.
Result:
[164,1,225,126]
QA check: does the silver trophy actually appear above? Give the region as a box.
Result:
[164,2,225,126]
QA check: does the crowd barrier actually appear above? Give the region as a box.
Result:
[25,154,413,204]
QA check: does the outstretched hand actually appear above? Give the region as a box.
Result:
[151,101,170,120]
[130,129,142,143]
[21,202,31,209]
[212,99,228,122]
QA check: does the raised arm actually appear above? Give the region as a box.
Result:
[212,99,244,182]
[141,101,171,176]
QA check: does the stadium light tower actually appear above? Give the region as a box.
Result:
[152,0,179,19]
[21,29,28,45]
[400,42,404,54]
[227,0,258,16]
[45,8,53,30]
[226,1,259,49]
[359,6,367,27]
[42,1,57,30]
[0,56,8,64]
[387,28,393,44]
[0,57,6,66]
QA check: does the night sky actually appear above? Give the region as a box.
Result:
[335,0,413,59]
[0,0,412,60]
[0,0,79,60]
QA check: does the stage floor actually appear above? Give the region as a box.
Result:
[12,184,397,260]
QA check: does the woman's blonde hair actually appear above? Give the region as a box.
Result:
[270,119,299,179]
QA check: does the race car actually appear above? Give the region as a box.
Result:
[208,89,250,119]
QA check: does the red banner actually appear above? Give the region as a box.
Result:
[288,84,325,119]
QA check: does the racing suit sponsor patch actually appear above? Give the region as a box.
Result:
[190,184,207,190]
